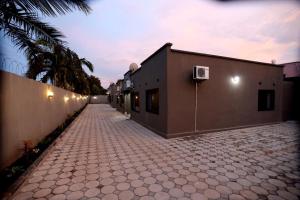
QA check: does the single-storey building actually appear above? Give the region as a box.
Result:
[128,43,290,138]
[281,62,300,121]
[115,79,124,113]
[107,83,117,108]
[122,63,138,115]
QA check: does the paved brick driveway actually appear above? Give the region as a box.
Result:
[12,104,300,200]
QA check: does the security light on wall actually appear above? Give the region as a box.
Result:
[231,76,240,85]
[64,96,69,102]
[47,90,54,99]
[193,66,209,80]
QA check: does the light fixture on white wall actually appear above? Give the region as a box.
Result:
[47,90,54,99]
[231,76,240,85]
[64,96,69,102]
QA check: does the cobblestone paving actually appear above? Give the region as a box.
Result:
[12,104,300,200]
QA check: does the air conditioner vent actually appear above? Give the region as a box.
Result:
[193,66,209,80]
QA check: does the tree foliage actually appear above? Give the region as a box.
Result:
[89,75,107,95]
[0,0,105,95]
[0,0,91,55]
[26,39,93,94]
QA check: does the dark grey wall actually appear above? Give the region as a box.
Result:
[116,95,124,113]
[128,44,285,138]
[282,79,300,121]
[130,48,168,136]
[108,85,117,108]
[124,93,131,114]
[166,49,283,137]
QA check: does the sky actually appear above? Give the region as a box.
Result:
[1,0,300,88]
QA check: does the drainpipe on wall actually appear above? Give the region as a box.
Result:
[194,82,198,132]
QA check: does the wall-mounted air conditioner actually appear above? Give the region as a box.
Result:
[193,66,209,80]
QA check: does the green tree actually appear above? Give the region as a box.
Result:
[25,39,93,94]
[89,75,107,95]
[0,0,91,55]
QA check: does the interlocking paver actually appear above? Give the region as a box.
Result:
[53,185,68,194]
[119,190,135,200]
[154,191,169,200]
[33,189,51,198]
[84,188,100,198]
[66,191,83,200]
[230,194,246,200]
[240,189,259,200]
[216,185,232,195]
[134,187,148,196]
[101,185,115,194]
[204,188,220,199]
[49,194,66,200]
[11,105,300,199]
[20,183,39,192]
[169,188,184,198]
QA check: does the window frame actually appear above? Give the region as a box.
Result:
[146,88,159,114]
[258,89,275,111]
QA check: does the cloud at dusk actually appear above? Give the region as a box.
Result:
[2,0,300,87]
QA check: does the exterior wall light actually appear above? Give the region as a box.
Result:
[64,96,69,102]
[93,96,97,99]
[72,94,76,99]
[47,90,54,99]
[231,76,240,85]
[76,97,80,100]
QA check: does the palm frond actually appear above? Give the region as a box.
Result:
[11,0,91,16]
[80,58,94,72]
[25,60,45,79]
[2,22,35,53]
[1,3,64,44]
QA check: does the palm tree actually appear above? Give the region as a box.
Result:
[0,0,91,55]
[26,39,93,94]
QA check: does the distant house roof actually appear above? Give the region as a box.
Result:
[280,61,300,66]
[282,61,300,78]
[116,79,123,85]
